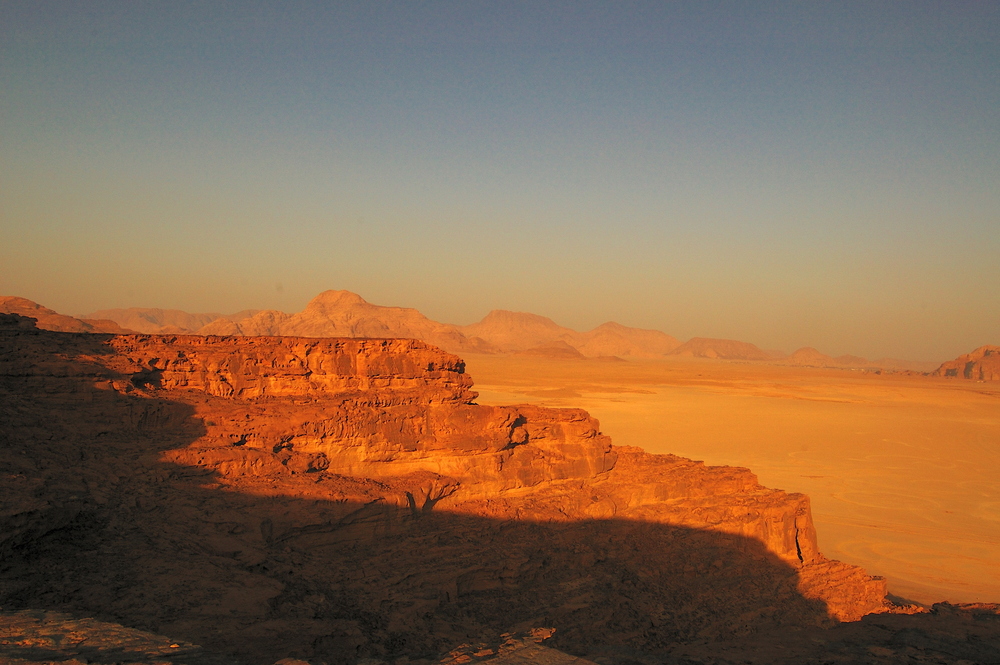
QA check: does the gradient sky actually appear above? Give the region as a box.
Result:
[2,1,998,360]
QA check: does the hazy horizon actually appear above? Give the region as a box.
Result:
[54,287,964,363]
[3,2,998,362]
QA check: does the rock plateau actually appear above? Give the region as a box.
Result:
[0,313,896,665]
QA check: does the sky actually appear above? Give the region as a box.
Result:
[1,1,998,361]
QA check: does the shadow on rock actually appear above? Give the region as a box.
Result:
[0,325,838,665]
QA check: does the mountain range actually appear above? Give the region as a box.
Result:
[0,289,948,371]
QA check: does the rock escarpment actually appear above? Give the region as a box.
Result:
[934,345,1000,381]
[0,316,888,665]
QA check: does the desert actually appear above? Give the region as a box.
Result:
[5,5,999,663]
[2,293,999,664]
[464,353,1000,606]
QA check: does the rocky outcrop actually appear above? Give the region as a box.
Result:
[934,345,1000,381]
[0,317,890,665]
[0,296,134,334]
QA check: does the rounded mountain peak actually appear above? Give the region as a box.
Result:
[306,290,369,308]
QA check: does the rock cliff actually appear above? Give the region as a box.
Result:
[0,315,889,665]
[934,345,1000,381]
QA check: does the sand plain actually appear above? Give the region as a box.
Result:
[463,354,1000,606]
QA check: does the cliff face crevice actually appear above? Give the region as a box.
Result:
[0,317,889,664]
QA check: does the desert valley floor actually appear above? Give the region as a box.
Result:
[465,354,1000,606]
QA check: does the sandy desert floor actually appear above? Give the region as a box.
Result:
[463,354,1000,606]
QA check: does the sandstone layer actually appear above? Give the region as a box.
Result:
[0,315,890,664]
[934,344,1000,381]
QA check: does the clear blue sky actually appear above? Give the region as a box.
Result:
[2,1,997,360]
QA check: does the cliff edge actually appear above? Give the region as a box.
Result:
[0,314,888,665]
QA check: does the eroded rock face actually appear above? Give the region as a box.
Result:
[934,345,1000,381]
[0,317,888,665]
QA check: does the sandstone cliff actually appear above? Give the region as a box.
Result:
[934,345,1000,381]
[0,315,889,665]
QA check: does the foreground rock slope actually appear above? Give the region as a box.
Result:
[0,314,891,664]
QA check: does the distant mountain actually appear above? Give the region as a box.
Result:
[200,310,293,336]
[460,311,680,358]
[575,321,681,358]
[82,307,259,334]
[1,296,134,334]
[513,340,588,360]
[24,289,942,370]
[202,290,496,355]
[933,345,1000,381]
[783,347,836,366]
[460,310,576,352]
[668,337,778,361]
[781,348,942,372]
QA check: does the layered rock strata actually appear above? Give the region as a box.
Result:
[0,316,887,665]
